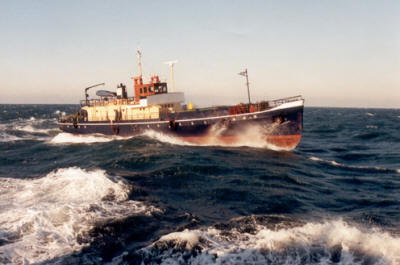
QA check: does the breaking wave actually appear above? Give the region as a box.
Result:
[142,130,196,146]
[0,131,22,142]
[309,156,400,174]
[142,124,290,151]
[0,167,159,265]
[50,132,128,144]
[131,216,400,265]
[0,131,49,142]
[0,118,58,142]
[13,125,54,134]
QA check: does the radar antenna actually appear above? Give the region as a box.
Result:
[164,60,178,92]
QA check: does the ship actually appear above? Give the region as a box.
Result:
[58,51,304,150]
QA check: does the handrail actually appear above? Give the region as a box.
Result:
[80,97,135,107]
[267,95,303,107]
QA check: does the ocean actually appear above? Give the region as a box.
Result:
[0,104,399,265]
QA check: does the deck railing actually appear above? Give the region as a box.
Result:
[80,97,135,107]
[267,95,303,108]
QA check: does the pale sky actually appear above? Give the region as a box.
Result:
[1,0,399,107]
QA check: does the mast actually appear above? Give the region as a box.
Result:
[164,60,178,92]
[238,69,251,107]
[137,49,143,77]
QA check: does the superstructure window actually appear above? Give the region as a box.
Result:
[144,87,148,93]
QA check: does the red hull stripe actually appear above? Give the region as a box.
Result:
[177,135,302,149]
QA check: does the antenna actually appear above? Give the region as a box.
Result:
[164,60,178,92]
[137,48,143,77]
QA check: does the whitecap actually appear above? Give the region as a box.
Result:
[0,132,22,142]
[49,132,127,144]
[137,218,400,265]
[309,156,399,174]
[0,167,160,265]
[14,125,54,134]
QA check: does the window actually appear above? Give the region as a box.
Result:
[140,88,143,93]
[144,87,147,93]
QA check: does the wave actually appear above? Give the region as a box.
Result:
[131,216,400,265]
[142,130,196,146]
[0,126,53,142]
[0,117,60,142]
[0,167,159,265]
[0,132,23,142]
[49,132,128,144]
[310,156,400,174]
[13,125,54,134]
[24,117,48,123]
[142,126,291,151]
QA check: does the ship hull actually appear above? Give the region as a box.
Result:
[58,100,303,150]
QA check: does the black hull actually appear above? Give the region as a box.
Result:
[58,103,303,149]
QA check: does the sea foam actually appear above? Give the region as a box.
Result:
[309,156,400,174]
[142,123,291,151]
[49,132,127,144]
[0,167,158,265]
[136,217,400,265]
